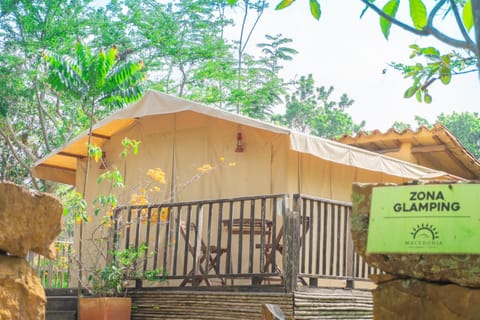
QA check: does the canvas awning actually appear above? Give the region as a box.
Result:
[32,90,457,185]
[338,125,480,180]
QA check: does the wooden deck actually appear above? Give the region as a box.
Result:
[127,287,373,320]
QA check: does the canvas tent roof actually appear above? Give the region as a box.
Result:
[32,90,457,185]
[338,125,480,180]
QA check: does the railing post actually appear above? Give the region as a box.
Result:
[345,206,355,289]
[282,209,300,293]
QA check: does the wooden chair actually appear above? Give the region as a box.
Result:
[179,221,227,286]
[256,216,310,284]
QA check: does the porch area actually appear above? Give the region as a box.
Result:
[109,193,379,291]
[32,193,379,319]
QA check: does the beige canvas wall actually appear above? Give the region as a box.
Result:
[72,111,414,285]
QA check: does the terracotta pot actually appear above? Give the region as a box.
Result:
[79,297,132,320]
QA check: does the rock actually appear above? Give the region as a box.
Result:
[351,181,480,288]
[373,277,480,320]
[0,181,63,259]
[0,255,46,320]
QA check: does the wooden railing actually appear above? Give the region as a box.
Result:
[28,194,380,290]
[111,194,380,289]
[112,194,288,287]
[27,241,73,289]
[294,194,382,287]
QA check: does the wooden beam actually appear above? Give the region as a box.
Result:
[90,132,111,140]
[38,163,76,172]
[375,147,401,154]
[411,144,447,153]
[58,151,86,159]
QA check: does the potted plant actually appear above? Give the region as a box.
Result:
[79,243,165,320]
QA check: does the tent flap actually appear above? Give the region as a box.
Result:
[289,132,452,180]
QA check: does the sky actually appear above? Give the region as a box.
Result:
[230,1,480,131]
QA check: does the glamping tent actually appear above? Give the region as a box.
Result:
[33,90,462,317]
[33,90,455,201]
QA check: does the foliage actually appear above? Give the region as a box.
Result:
[0,0,361,190]
[0,0,94,189]
[42,41,146,117]
[392,121,412,132]
[273,74,364,138]
[65,139,167,297]
[271,0,480,101]
[437,111,480,159]
[89,243,166,297]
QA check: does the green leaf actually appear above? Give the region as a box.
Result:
[226,0,238,5]
[424,92,432,104]
[462,0,474,32]
[415,88,422,102]
[380,0,400,39]
[420,47,440,57]
[439,66,451,84]
[409,0,427,29]
[404,85,418,98]
[309,0,321,20]
[441,54,451,65]
[276,0,295,10]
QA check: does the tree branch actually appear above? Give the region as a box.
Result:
[360,0,428,35]
[473,0,480,74]
[360,0,475,52]
[424,0,476,51]
[33,79,52,153]
[241,0,266,54]
[3,119,37,162]
[0,127,35,176]
[448,0,474,46]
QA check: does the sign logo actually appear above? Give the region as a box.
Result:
[410,223,439,241]
[404,223,443,249]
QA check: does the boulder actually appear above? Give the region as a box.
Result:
[373,277,480,320]
[0,181,63,259]
[0,255,46,320]
[351,181,480,288]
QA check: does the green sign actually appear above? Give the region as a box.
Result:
[366,184,480,254]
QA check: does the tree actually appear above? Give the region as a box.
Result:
[42,42,145,120]
[42,41,146,197]
[231,0,268,113]
[392,121,412,132]
[115,0,233,99]
[43,41,147,291]
[0,0,94,189]
[229,34,297,119]
[230,0,480,103]
[273,74,364,138]
[437,112,480,159]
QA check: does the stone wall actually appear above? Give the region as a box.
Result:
[0,182,63,320]
[351,181,480,320]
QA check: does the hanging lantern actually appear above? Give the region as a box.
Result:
[235,132,244,152]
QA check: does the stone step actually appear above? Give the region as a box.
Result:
[46,310,77,320]
[46,296,78,311]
